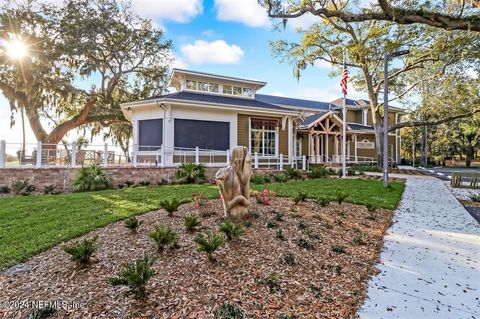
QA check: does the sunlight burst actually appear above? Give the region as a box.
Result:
[6,39,28,60]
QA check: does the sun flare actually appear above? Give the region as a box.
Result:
[6,39,28,60]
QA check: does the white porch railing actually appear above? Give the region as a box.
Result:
[331,155,377,164]
[0,140,308,171]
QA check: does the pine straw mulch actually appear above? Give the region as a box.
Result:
[0,198,393,319]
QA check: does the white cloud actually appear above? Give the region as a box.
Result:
[132,0,203,23]
[214,0,270,28]
[172,56,188,69]
[314,60,335,69]
[269,92,287,97]
[180,40,244,65]
[286,12,318,31]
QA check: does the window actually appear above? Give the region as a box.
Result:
[174,119,230,150]
[222,85,232,94]
[242,88,253,97]
[250,119,278,156]
[233,86,242,95]
[186,80,197,90]
[198,81,209,91]
[209,83,219,93]
[138,119,163,151]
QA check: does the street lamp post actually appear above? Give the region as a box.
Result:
[383,49,409,188]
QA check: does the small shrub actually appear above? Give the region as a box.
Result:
[63,235,98,264]
[331,244,346,254]
[259,272,281,293]
[138,180,151,186]
[108,255,155,300]
[220,220,246,241]
[194,231,224,261]
[252,189,276,205]
[214,303,245,319]
[296,238,314,250]
[149,225,179,251]
[250,175,266,184]
[26,306,56,319]
[347,168,356,176]
[175,163,206,184]
[192,192,209,207]
[124,180,135,187]
[73,164,112,191]
[307,165,329,179]
[285,166,302,180]
[159,198,184,216]
[352,233,366,245]
[157,179,169,186]
[365,203,377,212]
[315,197,330,207]
[43,184,56,195]
[298,221,308,230]
[11,179,35,195]
[351,164,382,172]
[0,185,11,193]
[276,228,285,240]
[293,191,307,205]
[184,214,201,232]
[273,174,289,183]
[266,220,278,228]
[273,211,284,221]
[283,251,295,266]
[263,175,272,183]
[335,192,348,204]
[469,193,480,202]
[124,216,143,233]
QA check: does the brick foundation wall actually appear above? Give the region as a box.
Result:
[0,166,281,192]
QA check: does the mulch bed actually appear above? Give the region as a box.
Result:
[0,197,393,319]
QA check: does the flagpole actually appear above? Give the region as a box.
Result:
[342,48,347,178]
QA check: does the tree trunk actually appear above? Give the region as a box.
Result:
[420,125,428,166]
[372,111,384,167]
[465,147,474,167]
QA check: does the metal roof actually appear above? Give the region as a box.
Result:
[347,123,374,131]
[256,94,332,111]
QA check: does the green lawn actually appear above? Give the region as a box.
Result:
[0,178,404,269]
[254,178,405,210]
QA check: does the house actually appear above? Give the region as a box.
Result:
[120,69,406,168]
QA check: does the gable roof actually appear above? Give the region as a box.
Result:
[256,94,333,111]
[122,91,294,112]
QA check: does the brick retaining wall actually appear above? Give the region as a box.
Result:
[0,166,281,192]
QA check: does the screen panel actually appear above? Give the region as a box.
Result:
[138,119,163,151]
[174,119,230,150]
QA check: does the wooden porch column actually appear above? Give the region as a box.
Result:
[354,134,358,163]
[334,136,339,160]
[315,134,320,156]
[325,135,329,162]
[320,135,324,159]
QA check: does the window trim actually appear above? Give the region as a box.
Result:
[248,118,279,157]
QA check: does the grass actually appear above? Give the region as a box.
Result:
[252,178,404,210]
[0,178,404,269]
[0,184,219,269]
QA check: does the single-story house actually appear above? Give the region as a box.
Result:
[120,69,406,168]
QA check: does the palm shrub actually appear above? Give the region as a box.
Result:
[108,256,155,300]
[0,185,11,193]
[149,225,179,251]
[273,174,289,183]
[293,191,308,204]
[159,198,184,216]
[307,165,329,179]
[124,216,143,233]
[184,214,201,232]
[214,303,245,319]
[285,166,302,180]
[63,235,98,264]
[315,197,330,207]
[335,192,348,204]
[11,179,35,195]
[73,163,112,191]
[219,220,245,241]
[469,193,480,202]
[43,184,56,194]
[175,163,206,184]
[194,230,224,261]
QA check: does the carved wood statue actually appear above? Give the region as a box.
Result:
[215,146,253,220]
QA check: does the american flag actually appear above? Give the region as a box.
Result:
[340,65,348,95]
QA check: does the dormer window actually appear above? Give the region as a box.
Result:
[186,80,197,90]
[243,88,253,97]
[210,83,219,93]
[233,86,242,95]
[198,81,209,91]
[222,85,232,94]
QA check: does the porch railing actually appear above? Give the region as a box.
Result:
[0,140,308,171]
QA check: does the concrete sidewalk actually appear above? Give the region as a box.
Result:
[359,177,480,319]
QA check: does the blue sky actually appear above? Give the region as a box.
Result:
[0,0,365,143]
